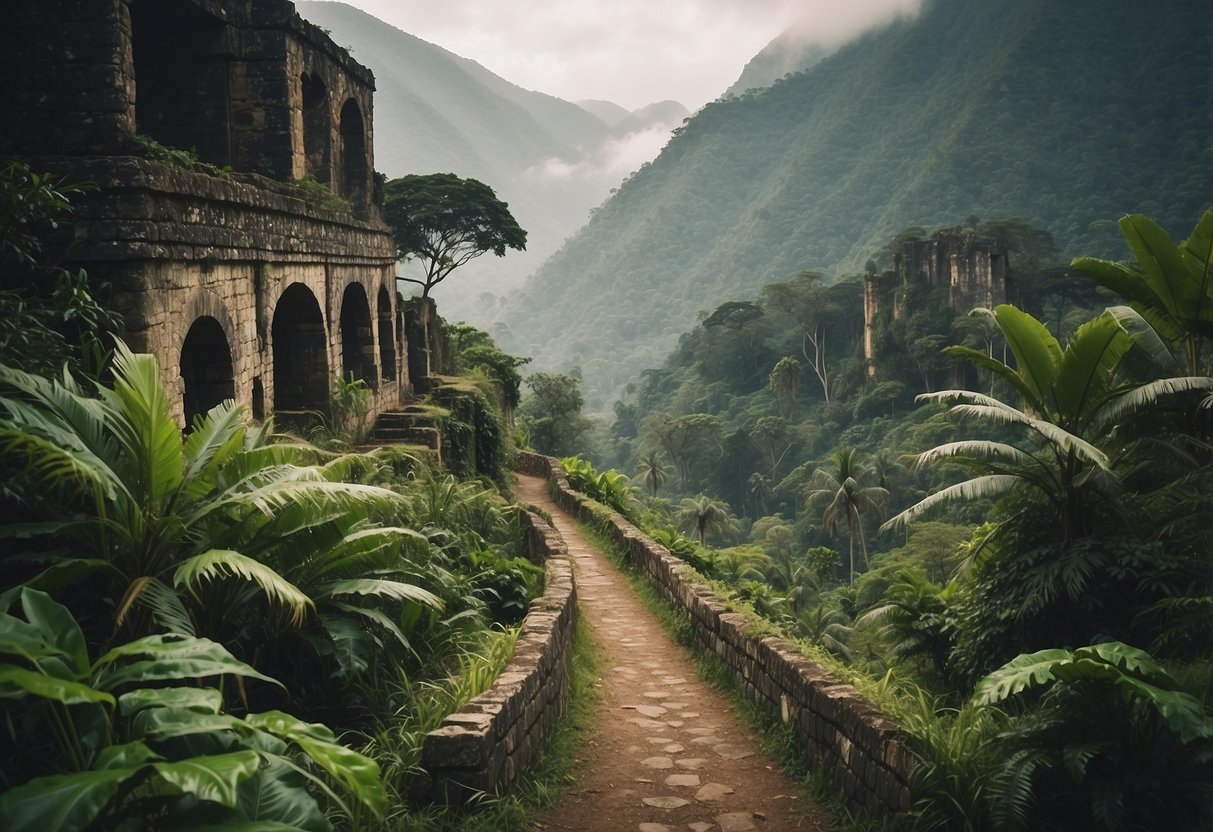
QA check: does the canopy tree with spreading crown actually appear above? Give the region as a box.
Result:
[383,172,527,301]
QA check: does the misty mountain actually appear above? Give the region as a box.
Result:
[496,0,1213,411]
[725,30,829,97]
[577,100,632,128]
[610,101,690,137]
[296,1,684,322]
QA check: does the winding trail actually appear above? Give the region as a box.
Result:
[515,474,831,832]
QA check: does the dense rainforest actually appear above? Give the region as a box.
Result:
[528,208,1213,829]
[497,0,1213,408]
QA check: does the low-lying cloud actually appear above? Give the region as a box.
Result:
[343,0,925,110]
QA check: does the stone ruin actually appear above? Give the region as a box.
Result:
[862,228,1011,380]
[1,0,409,426]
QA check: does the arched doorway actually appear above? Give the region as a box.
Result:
[272,284,329,413]
[377,286,397,383]
[180,316,235,426]
[301,73,331,182]
[340,282,377,389]
[338,98,367,203]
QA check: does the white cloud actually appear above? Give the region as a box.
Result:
[339,0,921,110]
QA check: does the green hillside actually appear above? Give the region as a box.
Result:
[497,0,1213,409]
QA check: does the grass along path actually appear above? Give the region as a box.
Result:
[515,474,831,832]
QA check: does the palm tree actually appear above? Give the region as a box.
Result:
[1072,211,1213,376]
[0,343,440,659]
[677,494,739,546]
[636,449,669,497]
[882,305,1213,548]
[804,448,889,585]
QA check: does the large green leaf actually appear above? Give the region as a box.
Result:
[103,344,185,510]
[993,305,1063,416]
[131,706,248,741]
[92,633,282,690]
[973,648,1073,705]
[118,686,224,717]
[0,767,141,832]
[0,666,114,706]
[1116,677,1213,744]
[235,758,331,832]
[179,401,247,502]
[153,751,261,808]
[95,740,161,770]
[244,711,385,818]
[1054,312,1133,429]
[175,550,314,626]
[1117,214,1195,317]
[18,588,88,674]
[318,578,442,608]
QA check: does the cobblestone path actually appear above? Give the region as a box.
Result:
[515,474,831,832]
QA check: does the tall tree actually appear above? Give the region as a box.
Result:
[383,173,526,375]
[883,304,1213,548]
[763,271,837,401]
[516,372,593,457]
[383,173,527,301]
[804,447,889,585]
[643,411,722,484]
[636,449,669,497]
[677,494,739,546]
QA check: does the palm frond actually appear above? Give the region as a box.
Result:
[137,577,196,635]
[1097,376,1213,426]
[102,343,185,507]
[174,549,314,626]
[318,579,443,610]
[882,475,1020,531]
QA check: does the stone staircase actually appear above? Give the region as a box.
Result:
[368,405,442,457]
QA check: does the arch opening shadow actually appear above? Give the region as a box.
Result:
[181,316,235,427]
[339,98,367,206]
[377,286,397,383]
[302,73,330,182]
[341,282,378,389]
[272,284,329,414]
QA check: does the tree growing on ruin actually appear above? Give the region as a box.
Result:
[383,173,527,301]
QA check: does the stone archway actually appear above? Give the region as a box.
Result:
[377,286,396,383]
[340,282,377,389]
[338,98,367,202]
[180,315,235,426]
[272,283,329,413]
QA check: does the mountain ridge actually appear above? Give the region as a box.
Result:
[496,0,1213,410]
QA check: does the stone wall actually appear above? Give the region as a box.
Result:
[37,155,403,426]
[420,507,578,801]
[515,451,917,813]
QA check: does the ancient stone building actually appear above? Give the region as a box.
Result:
[862,229,1009,379]
[1,0,407,425]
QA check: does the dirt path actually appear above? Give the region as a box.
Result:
[515,474,832,832]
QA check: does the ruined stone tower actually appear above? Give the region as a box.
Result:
[1,0,407,426]
[862,229,1009,380]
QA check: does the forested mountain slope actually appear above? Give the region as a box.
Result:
[497,0,1213,409]
[296,2,684,322]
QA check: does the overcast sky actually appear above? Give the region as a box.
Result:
[338,0,922,111]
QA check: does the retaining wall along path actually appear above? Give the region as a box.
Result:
[514,451,916,813]
[420,506,577,801]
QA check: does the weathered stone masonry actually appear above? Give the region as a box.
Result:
[421,507,577,801]
[2,0,407,425]
[516,451,918,813]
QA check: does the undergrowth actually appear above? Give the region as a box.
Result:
[376,614,600,831]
